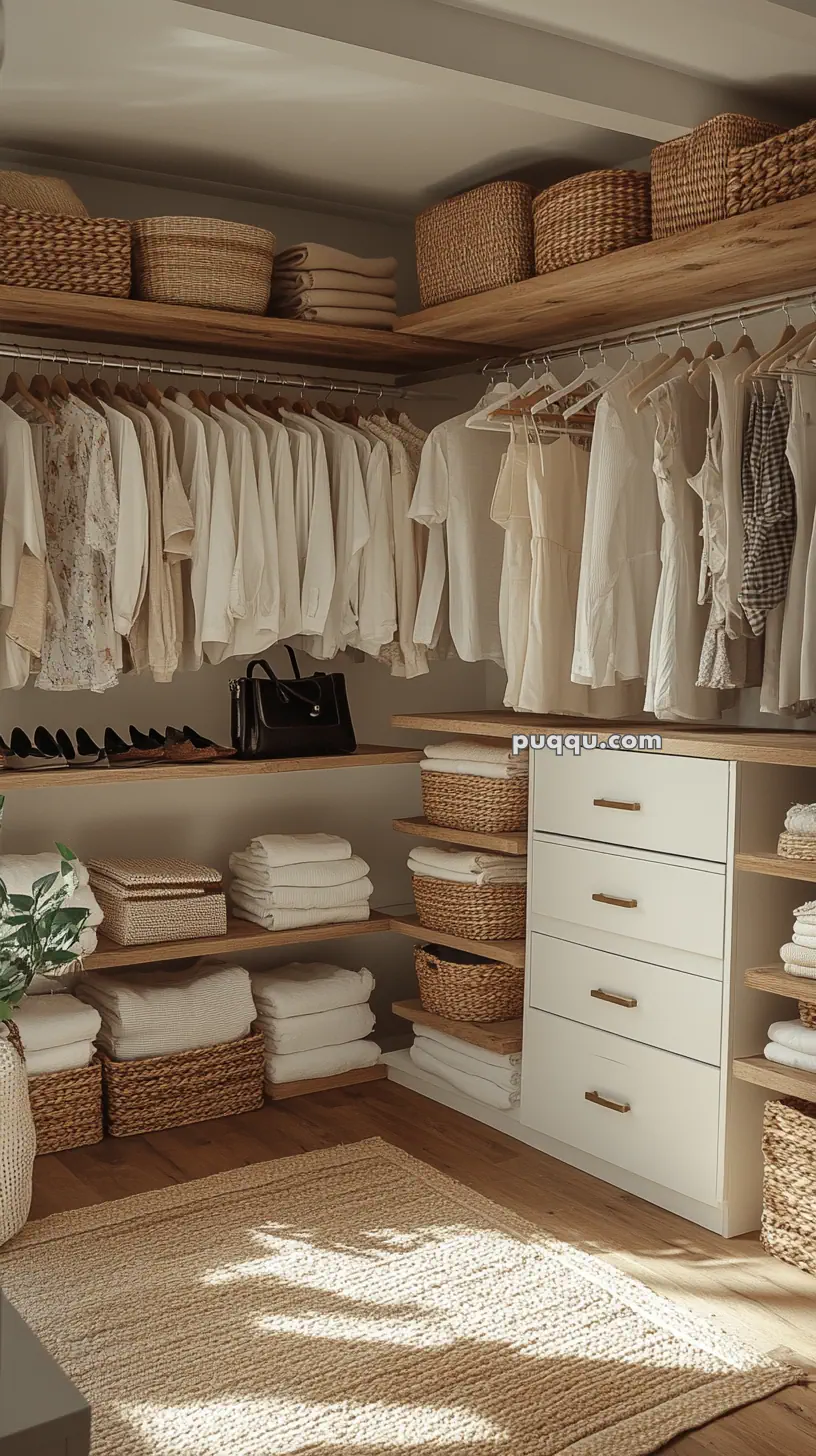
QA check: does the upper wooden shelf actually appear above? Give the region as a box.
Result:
[0,286,479,373]
[733,1054,816,1103]
[396,194,816,349]
[735,852,816,882]
[86,909,392,970]
[744,966,816,1005]
[392,815,527,857]
[392,997,522,1054]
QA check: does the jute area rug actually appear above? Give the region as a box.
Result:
[0,1138,804,1455]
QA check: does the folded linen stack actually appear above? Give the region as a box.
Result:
[87,856,226,945]
[408,844,527,885]
[0,852,101,957]
[74,959,255,1061]
[781,899,816,979]
[421,741,529,780]
[765,1018,816,1074]
[409,1024,520,1110]
[14,991,102,1076]
[269,243,397,329]
[229,833,373,931]
[252,960,380,1085]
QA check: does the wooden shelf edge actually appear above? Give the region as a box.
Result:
[392,998,523,1054]
[86,910,393,970]
[385,909,525,968]
[733,1055,816,1102]
[265,1064,386,1100]
[735,852,816,882]
[392,816,527,856]
[744,966,816,1004]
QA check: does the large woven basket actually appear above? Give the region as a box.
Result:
[95,888,227,946]
[0,205,131,295]
[415,181,534,309]
[533,170,651,275]
[415,943,524,1022]
[421,769,528,835]
[100,1030,265,1137]
[651,113,782,237]
[132,216,275,314]
[412,874,525,941]
[28,1058,103,1155]
[727,119,816,217]
[761,1096,816,1276]
[0,172,88,217]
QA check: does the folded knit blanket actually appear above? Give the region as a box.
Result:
[793,930,816,948]
[409,1043,518,1109]
[232,903,371,933]
[75,959,255,1061]
[230,876,373,911]
[769,1018,816,1055]
[415,1022,522,1072]
[408,851,526,886]
[420,758,527,780]
[229,850,369,889]
[275,244,397,278]
[424,741,526,766]
[412,1033,519,1092]
[239,833,352,869]
[13,993,101,1052]
[271,269,397,299]
[0,852,89,894]
[272,289,396,313]
[252,963,375,1019]
[25,1039,96,1077]
[785,804,816,834]
[258,1002,375,1055]
[275,304,395,329]
[764,1040,816,1074]
[780,943,816,978]
[265,1037,381,1084]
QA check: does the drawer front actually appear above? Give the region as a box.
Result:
[533,750,729,862]
[528,933,723,1065]
[530,838,726,961]
[521,1009,720,1204]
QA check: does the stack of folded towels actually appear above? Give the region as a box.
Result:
[420,741,529,780]
[269,243,397,329]
[14,990,102,1076]
[251,961,380,1086]
[409,1024,520,1110]
[229,833,373,931]
[408,844,527,885]
[780,899,816,980]
[75,959,255,1061]
[765,1017,816,1075]
[0,852,102,958]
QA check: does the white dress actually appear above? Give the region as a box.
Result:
[790,375,816,705]
[489,429,530,709]
[280,413,335,639]
[206,406,264,664]
[162,395,212,671]
[246,406,301,639]
[306,414,370,659]
[0,400,50,689]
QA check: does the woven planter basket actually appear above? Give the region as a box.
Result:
[132,216,276,314]
[28,1058,103,1156]
[100,1029,265,1137]
[727,119,816,216]
[777,831,816,860]
[95,888,227,946]
[761,1096,816,1276]
[533,170,651,275]
[0,172,88,217]
[412,874,525,941]
[421,769,528,835]
[415,943,524,1022]
[651,113,782,237]
[415,181,534,309]
[0,205,131,295]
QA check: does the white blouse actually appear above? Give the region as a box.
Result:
[0,399,50,690]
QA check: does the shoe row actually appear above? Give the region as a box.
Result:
[0,726,236,772]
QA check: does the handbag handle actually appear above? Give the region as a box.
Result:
[247,647,301,682]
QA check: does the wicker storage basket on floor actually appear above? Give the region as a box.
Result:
[421,769,528,835]
[0,172,88,217]
[28,1059,103,1156]
[0,205,131,295]
[727,119,816,216]
[533,170,651,275]
[412,874,525,942]
[95,889,227,946]
[414,181,534,309]
[132,216,276,314]
[415,943,524,1022]
[651,113,782,237]
[101,1030,265,1137]
[761,1095,816,1276]
[777,830,816,860]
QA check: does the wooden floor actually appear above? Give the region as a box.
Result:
[32,1081,816,1454]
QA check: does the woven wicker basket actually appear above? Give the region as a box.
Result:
[533,170,651,275]
[415,181,534,309]
[412,874,525,941]
[132,216,275,314]
[0,172,88,217]
[761,1096,816,1276]
[800,1002,816,1029]
[95,888,227,946]
[727,119,816,217]
[415,942,524,1022]
[100,1030,265,1137]
[651,113,782,237]
[28,1059,103,1155]
[421,770,528,835]
[0,205,131,295]
[777,830,816,861]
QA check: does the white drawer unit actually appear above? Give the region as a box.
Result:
[521,1009,721,1205]
[533,749,730,863]
[528,933,723,1066]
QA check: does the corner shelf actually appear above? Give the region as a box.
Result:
[733,1055,816,1102]
[386,910,525,968]
[392,815,527,856]
[744,966,816,1004]
[86,910,393,970]
[735,852,816,883]
[392,998,522,1054]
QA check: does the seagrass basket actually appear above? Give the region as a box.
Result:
[0,205,131,295]
[100,1029,265,1137]
[412,874,525,941]
[94,888,227,946]
[0,172,88,217]
[421,769,528,835]
[799,1002,816,1029]
[727,120,816,216]
[761,1096,816,1276]
[415,181,534,309]
[28,1058,103,1155]
[415,943,524,1022]
[533,170,651,274]
[777,830,816,860]
[132,216,276,314]
[651,113,782,236]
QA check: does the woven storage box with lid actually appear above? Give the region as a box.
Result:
[727,119,816,217]
[651,113,782,237]
[132,216,276,314]
[533,170,651,275]
[415,943,524,1022]
[0,172,88,216]
[412,874,525,942]
[94,889,226,946]
[414,181,534,309]
[422,770,527,835]
[761,1095,816,1276]
[27,1058,103,1156]
[0,205,131,295]
[100,1030,265,1137]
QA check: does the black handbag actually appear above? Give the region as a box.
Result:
[230,648,357,760]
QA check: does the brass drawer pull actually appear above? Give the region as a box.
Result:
[585,1090,631,1115]
[592,892,638,909]
[593,798,641,812]
[591,988,638,1009]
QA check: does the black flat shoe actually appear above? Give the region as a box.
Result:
[7,727,68,771]
[55,729,109,769]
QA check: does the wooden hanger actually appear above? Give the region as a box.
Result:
[189,389,210,413]
[91,376,116,406]
[163,384,180,402]
[51,374,72,402]
[114,379,136,405]
[139,378,164,408]
[225,391,248,412]
[71,376,106,417]
[266,394,291,413]
[243,392,272,415]
[2,370,55,424]
[209,389,229,412]
[386,407,401,424]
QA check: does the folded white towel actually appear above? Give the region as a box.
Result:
[409,1043,519,1109]
[241,834,352,869]
[408,845,527,875]
[0,852,89,895]
[251,962,374,1019]
[413,1033,519,1091]
[420,758,527,780]
[407,854,526,886]
[26,974,69,995]
[232,904,371,933]
[13,994,101,1052]
[414,1022,522,1071]
[230,876,373,911]
[75,959,255,1061]
[258,1002,375,1055]
[780,944,816,978]
[265,1038,381,1084]
[25,1039,95,1076]
[424,741,525,766]
[785,804,816,834]
[764,1040,816,1074]
[768,1019,816,1054]
[229,851,370,889]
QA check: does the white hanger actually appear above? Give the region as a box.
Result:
[530,345,614,415]
[467,355,561,431]
[561,337,643,418]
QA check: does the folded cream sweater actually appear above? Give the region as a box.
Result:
[257,1002,375,1054]
[239,833,352,869]
[230,876,373,911]
[265,1038,380,1084]
[14,993,101,1052]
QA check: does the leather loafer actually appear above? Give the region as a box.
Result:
[164,726,236,762]
[104,727,165,765]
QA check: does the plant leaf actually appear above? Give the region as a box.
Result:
[6,893,34,911]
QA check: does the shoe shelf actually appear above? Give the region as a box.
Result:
[0,745,422,791]
[744,966,816,1004]
[385,909,525,968]
[392,997,522,1054]
[85,909,394,970]
[392,815,528,856]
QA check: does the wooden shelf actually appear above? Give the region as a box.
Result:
[733,1055,816,1102]
[745,966,816,1004]
[86,910,392,970]
[265,1064,386,1100]
[396,194,816,349]
[392,998,522,1054]
[392,815,527,856]
[0,745,421,791]
[386,910,525,968]
[736,852,816,882]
